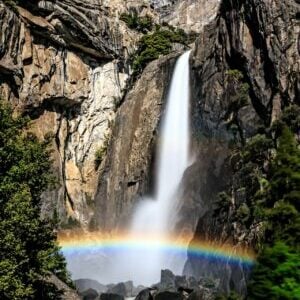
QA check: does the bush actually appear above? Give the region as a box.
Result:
[133,28,188,72]
[94,134,110,169]
[3,0,19,13]
[120,12,153,33]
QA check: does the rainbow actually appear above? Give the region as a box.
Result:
[58,231,256,267]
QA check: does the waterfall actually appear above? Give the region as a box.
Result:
[63,51,191,286]
[119,51,192,285]
[131,50,191,238]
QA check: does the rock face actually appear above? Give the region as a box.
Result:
[0,0,147,226]
[182,0,300,295]
[161,0,221,33]
[47,274,81,300]
[149,0,220,33]
[94,53,179,230]
[75,278,107,294]
[107,281,134,297]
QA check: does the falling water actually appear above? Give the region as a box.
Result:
[64,51,191,286]
[124,50,192,285]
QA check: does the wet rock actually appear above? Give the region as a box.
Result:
[187,290,205,300]
[154,291,184,300]
[175,275,188,289]
[133,285,148,297]
[135,288,155,300]
[100,293,124,300]
[81,288,99,300]
[107,281,134,297]
[160,269,176,290]
[75,279,107,294]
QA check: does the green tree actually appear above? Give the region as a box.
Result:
[132,28,189,72]
[0,100,71,299]
[262,126,300,244]
[248,126,300,299]
[248,242,300,300]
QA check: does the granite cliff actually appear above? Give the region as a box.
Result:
[182,0,300,294]
[0,0,151,227]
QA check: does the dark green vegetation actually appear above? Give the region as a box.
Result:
[94,134,109,170]
[0,100,72,299]
[132,27,189,72]
[3,0,19,12]
[224,70,250,146]
[120,12,153,33]
[216,70,300,299]
[247,124,300,299]
[120,11,191,73]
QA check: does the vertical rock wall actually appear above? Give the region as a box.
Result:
[182,0,299,294]
[0,0,142,227]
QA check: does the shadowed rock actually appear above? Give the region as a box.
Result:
[81,288,99,300]
[75,278,107,293]
[135,288,155,300]
[100,293,124,300]
[155,291,184,300]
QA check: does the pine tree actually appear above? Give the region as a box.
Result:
[248,126,300,299]
[0,100,71,299]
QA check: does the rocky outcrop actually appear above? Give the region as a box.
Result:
[94,53,179,230]
[0,0,148,226]
[150,0,220,33]
[0,0,225,228]
[182,0,300,294]
[75,278,108,294]
[47,274,81,300]
[161,0,221,33]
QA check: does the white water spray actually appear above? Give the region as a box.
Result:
[65,51,191,286]
[122,51,192,285]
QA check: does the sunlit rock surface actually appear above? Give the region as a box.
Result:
[0,0,140,226]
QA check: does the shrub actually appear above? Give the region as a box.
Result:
[3,0,19,13]
[132,28,189,72]
[120,12,153,33]
[94,134,110,169]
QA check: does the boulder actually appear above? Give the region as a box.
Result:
[160,269,176,290]
[75,278,107,293]
[187,290,205,300]
[132,285,147,297]
[135,288,154,300]
[100,293,124,300]
[155,291,184,300]
[175,275,188,289]
[81,288,99,300]
[107,281,133,297]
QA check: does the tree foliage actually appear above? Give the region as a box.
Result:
[248,242,300,299]
[132,28,188,72]
[120,12,153,33]
[224,70,250,145]
[248,126,300,299]
[214,104,300,298]
[0,100,71,299]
